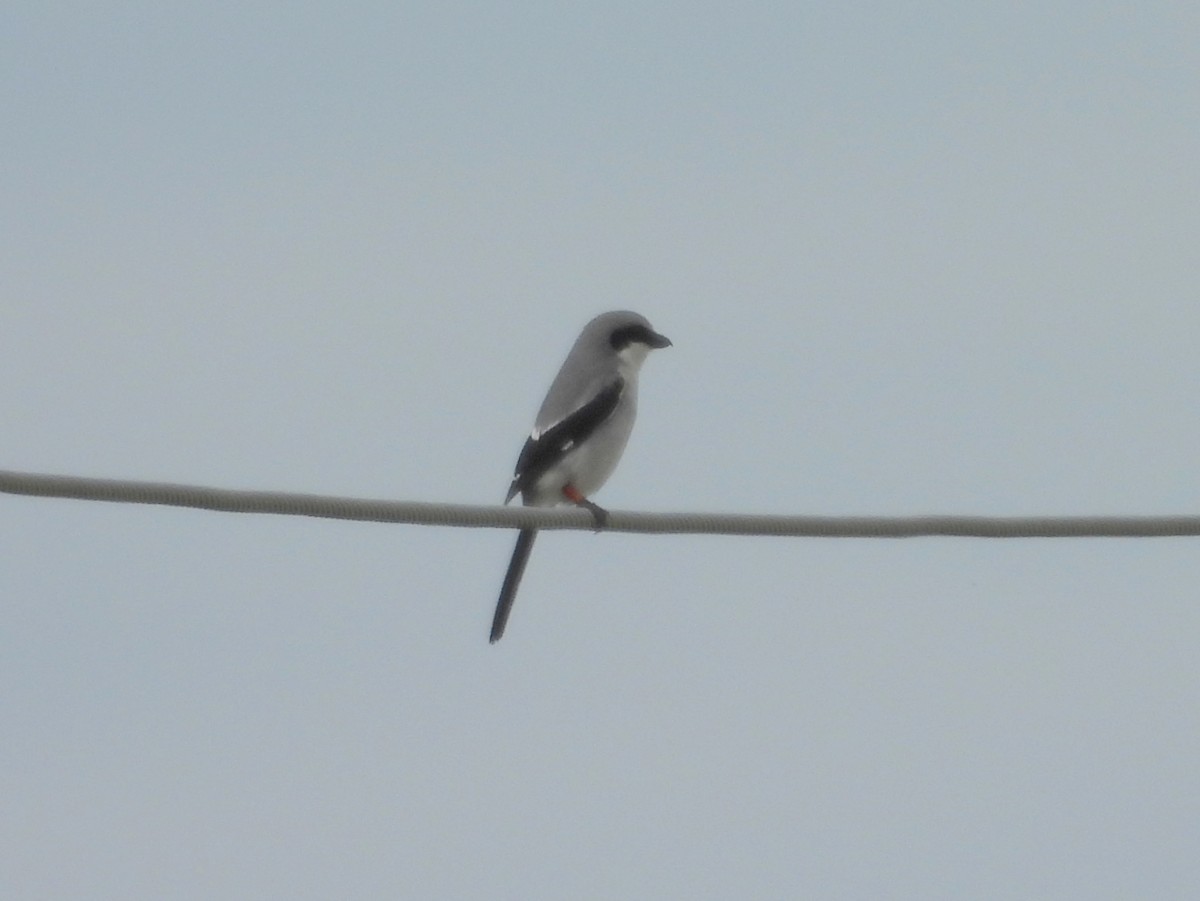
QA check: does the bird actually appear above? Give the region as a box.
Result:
[489,311,671,643]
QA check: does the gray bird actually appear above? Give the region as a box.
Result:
[490,311,671,643]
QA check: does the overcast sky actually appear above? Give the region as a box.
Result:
[3,3,1198,898]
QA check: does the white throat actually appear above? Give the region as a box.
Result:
[615,342,652,376]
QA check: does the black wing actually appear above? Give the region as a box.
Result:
[507,377,625,501]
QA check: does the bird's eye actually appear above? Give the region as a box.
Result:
[609,324,646,351]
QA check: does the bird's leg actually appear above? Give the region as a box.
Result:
[562,484,609,530]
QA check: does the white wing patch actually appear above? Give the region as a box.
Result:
[530,408,582,442]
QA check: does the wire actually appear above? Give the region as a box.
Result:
[3,468,1198,538]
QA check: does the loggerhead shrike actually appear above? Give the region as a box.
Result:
[489,311,671,643]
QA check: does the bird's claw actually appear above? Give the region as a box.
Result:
[580,499,609,531]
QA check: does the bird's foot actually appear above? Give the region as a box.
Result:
[579,499,609,531]
[563,485,609,531]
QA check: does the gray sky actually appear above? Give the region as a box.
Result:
[3,3,1198,898]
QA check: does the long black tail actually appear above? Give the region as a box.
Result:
[490,529,538,643]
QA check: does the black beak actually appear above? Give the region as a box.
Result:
[647,330,672,349]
